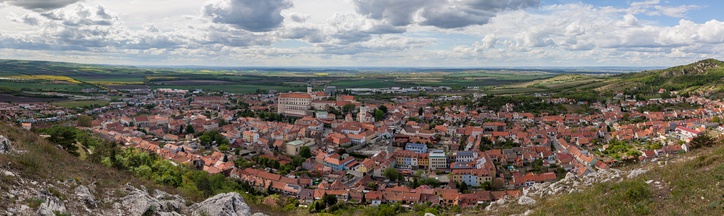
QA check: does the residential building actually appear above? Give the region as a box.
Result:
[429,150,447,170]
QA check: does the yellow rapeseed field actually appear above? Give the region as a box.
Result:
[9,75,81,84]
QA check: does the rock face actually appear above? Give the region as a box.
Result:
[627,168,648,179]
[0,135,11,154]
[116,184,186,216]
[517,196,536,205]
[189,192,251,216]
[74,185,97,210]
[36,191,67,216]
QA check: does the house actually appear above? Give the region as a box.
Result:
[285,139,315,156]
[405,143,428,153]
[366,191,383,206]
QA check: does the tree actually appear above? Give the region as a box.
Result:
[299,146,312,158]
[342,104,356,114]
[185,125,195,134]
[418,107,424,116]
[478,136,493,151]
[77,115,92,127]
[374,109,385,121]
[378,105,388,113]
[713,115,721,124]
[383,168,403,182]
[480,181,492,190]
[690,133,716,149]
[43,126,79,156]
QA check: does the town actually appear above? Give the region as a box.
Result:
[3,79,723,212]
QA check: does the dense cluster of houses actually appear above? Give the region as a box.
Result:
[6,86,724,208]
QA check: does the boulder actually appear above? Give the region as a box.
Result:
[0,135,11,154]
[74,185,97,209]
[518,196,537,205]
[36,191,67,216]
[189,192,251,216]
[119,185,185,215]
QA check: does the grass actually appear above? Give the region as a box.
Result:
[52,100,110,109]
[489,142,724,216]
[0,80,93,92]
[0,123,193,212]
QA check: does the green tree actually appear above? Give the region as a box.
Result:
[342,104,356,114]
[299,146,312,158]
[185,125,195,134]
[480,181,492,190]
[378,105,388,113]
[713,115,721,124]
[383,168,403,182]
[218,144,229,152]
[374,109,385,121]
[690,133,716,149]
[42,126,79,156]
[77,115,93,127]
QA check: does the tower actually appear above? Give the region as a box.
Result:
[307,81,312,94]
[358,101,368,123]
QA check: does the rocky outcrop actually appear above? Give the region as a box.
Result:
[74,185,97,210]
[189,192,251,216]
[115,184,186,216]
[0,135,11,154]
[36,190,67,216]
[660,59,723,77]
[517,196,536,205]
[627,168,647,179]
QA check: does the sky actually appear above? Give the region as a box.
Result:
[0,0,723,67]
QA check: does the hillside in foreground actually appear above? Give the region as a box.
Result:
[478,138,724,216]
[0,123,259,215]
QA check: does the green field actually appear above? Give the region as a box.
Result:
[328,79,404,88]
[0,80,94,92]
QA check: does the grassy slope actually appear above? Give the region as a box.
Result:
[0,123,187,212]
[600,59,724,93]
[488,143,724,216]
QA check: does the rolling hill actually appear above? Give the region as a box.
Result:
[600,59,724,94]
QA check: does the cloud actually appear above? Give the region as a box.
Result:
[1,0,81,11]
[202,0,292,32]
[353,0,539,29]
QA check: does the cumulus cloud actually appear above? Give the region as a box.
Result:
[202,0,292,32]
[353,0,539,29]
[1,0,81,11]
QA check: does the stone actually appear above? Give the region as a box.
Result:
[424,213,437,216]
[189,192,251,216]
[119,185,185,216]
[2,169,15,177]
[75,185,97,209]
[36,192,67,216]
[0,135,11,154]
[627,168,648,179]
[518,196,537,205]
[252,213,269,216]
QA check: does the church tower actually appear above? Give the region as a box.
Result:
[307,81,312,94]
[358,101,368,123]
